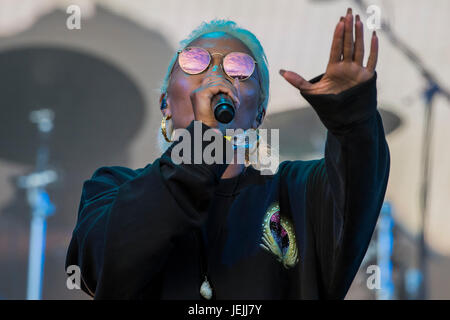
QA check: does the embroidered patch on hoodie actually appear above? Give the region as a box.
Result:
[260,202,299,268]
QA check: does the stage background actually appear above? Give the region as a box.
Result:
[0,0,449,299]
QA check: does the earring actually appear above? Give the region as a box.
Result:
[161,114,173,142]
[244,127,260,166]
[255,128,260,149]
[250,127,260,150]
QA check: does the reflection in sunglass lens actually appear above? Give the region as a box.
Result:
[178,47,210,74]
[223,52,255,80]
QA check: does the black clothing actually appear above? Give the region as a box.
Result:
[66,72,390,299]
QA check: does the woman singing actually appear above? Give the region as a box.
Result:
[66,7,390,299]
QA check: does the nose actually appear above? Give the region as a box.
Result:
[205,53,229,80]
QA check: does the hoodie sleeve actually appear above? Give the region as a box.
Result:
[301,72,390,299]
[65,120,232,299]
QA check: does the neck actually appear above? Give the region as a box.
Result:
[221,162,245,179]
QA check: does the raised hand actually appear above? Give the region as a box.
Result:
[280,7,378,95]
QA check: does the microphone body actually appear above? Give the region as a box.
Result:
[212,93,235,124]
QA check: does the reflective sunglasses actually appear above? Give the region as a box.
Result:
[177,46,257,81]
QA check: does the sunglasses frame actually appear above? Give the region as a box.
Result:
[176,46,257,82]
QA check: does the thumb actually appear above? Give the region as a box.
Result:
[279,69,312,91]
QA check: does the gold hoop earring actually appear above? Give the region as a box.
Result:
[161,114,173,142]
[251,127,260,149]
[245,127,260,165]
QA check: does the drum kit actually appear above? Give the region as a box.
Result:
[0,46,146,299]
[262,105,402,161]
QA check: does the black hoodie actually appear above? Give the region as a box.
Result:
[66,72,390,299]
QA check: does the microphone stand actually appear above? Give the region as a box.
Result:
[353,0,450,299]
[18,109,58,299]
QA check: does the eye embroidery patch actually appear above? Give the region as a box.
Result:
[260,202,299,268]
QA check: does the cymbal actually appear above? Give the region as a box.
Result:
[261,106,402,159]
[0,46,145,166]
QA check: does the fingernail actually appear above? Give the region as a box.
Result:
[279,69,286,76]
[340,16,344,22]
[347,7,352,15]
[373,30,376,37]
[356,14,360,22]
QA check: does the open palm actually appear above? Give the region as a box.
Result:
[281,8,378,95]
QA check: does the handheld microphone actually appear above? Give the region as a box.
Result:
[212,93,235,124]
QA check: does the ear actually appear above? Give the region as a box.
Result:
[252,118,259,129]
[253,107,265,128]
[159,92,172,117]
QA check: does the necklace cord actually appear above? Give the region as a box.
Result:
[197,166,248,298]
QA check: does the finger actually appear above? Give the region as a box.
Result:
[366,31,378,72]
[329,17,345,63]
[205,74,233,85]
[203,74,231,89]
[206,77,235,89]
[207,78,239,98]
[279,69,312,91]
[206,78,229,86]
[343,8,354,61]
[203,74,226,84]
[233,78,242,109]
[354,14,364,65]
[207,83,241,107]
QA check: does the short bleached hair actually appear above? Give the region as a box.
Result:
[159,19,270,115]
